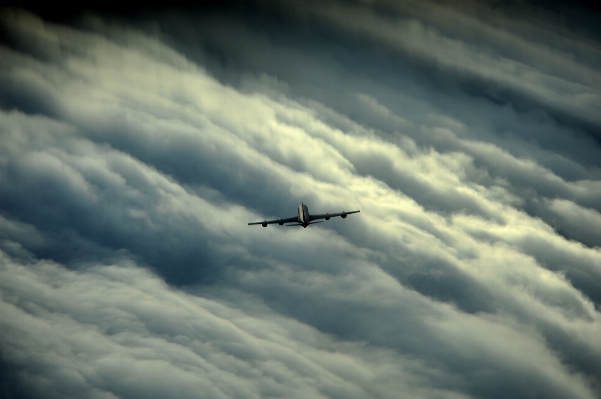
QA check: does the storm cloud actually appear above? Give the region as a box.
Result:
[1,2,600,398]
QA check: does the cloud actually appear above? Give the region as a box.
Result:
[0,250,487,399]
[1,4,601,399]
[539,198,601,246]
[304,0,601,130]
[2,245,599,399]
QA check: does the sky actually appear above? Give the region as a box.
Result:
[1,1,600,398]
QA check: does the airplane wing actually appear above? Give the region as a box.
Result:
[310,210,360,221]
[248,216,298,226]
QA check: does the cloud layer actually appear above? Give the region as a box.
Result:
[1,2,601,398]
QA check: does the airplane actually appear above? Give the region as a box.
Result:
[248,203,360,228]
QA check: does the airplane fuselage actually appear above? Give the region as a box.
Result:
[298,203,310,226]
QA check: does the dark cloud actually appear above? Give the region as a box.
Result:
[1,2,601,399]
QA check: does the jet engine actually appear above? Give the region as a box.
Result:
[262,221,267,227]
[341,212,347,219]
